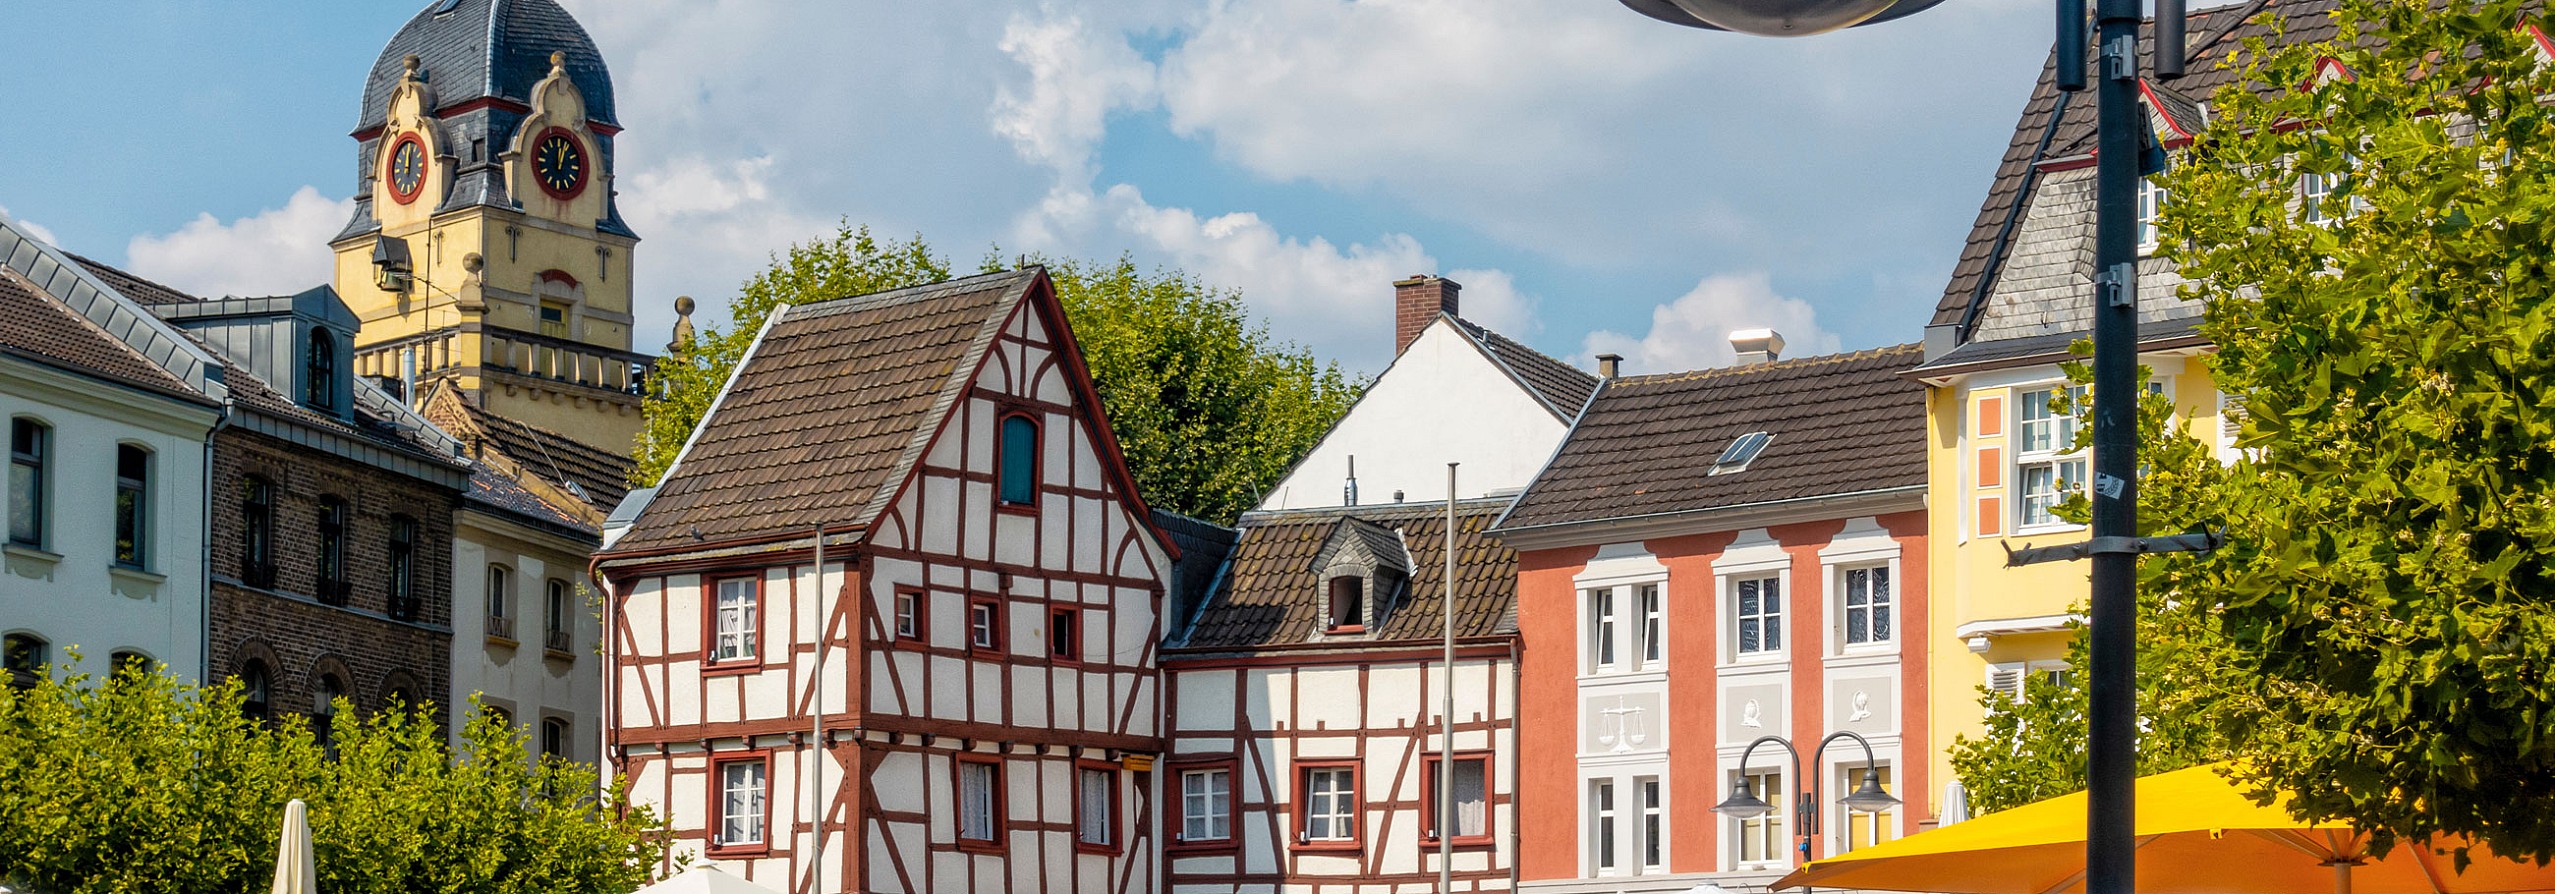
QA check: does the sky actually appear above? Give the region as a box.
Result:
[0,0,2053,377]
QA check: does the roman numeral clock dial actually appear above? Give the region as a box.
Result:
[530,128,587,200]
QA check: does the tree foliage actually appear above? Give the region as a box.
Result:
[1960,0,2555,860]
[632,224,1362,524]
[0,663,671,894]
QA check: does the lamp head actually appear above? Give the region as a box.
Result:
[1713,778,1775,819]
[1841,768,1902,813]
[1619,0,1948,36]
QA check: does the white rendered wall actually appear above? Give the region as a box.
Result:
[1260,320,1576,511]
[448,509,603,764]
[0,356,218,683]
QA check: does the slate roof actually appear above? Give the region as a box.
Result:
[1172,500,1519,652]
[1499,345,1929,532]
[609,269,1041,553]
[0,267,209,405]
[360,0,616,132]
[462,400,630,512]
[1934,0,2345,330]
[464,462,593,534]
[1910,316,2206,376]
[1451,317,1600,419]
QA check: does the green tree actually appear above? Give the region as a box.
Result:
[0,663,671,894]
[1968,0,2555,860]
[632,224,1362,523]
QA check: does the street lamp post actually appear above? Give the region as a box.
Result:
[1619,0,2194,892]
[1713,732,1902,864]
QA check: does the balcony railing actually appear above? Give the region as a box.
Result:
[354,325,654,398]
[317,578,353,606]
[544,628,573,656]
[487,614,516,643]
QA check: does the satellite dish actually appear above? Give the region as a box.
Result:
[1619,0,1950,36]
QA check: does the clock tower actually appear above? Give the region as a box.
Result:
[330,0,644,456]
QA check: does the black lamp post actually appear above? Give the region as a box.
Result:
[1714,732,1902,863]
[1622,0,2192,891]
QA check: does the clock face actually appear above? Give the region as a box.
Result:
[531,128,587,200]
[385,135,426,205]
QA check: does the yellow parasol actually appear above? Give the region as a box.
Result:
[1773,764,2555,894]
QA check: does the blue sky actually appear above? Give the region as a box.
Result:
[0,0,2053,376]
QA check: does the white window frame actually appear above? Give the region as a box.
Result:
[1078,767,1115,847]
[1301,766,1356,842]
[1832,762,1898,855]
[1180,767,1230,842]
[1731,766,1788,870]
[1731,574,1784,659]
[1592,779,1619,875]
[717,758,767,847]
[1985,659,2072,702]
[2015,384,2088,531]
[1588,587,1619,673]
[713,577,758,663]
[1636,583,1663,668]
[1638,775,1667,872]
[2137,175,2167,251]
[1839,564,1893,649]
[894,590,920,640]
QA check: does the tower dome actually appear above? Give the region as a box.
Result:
[357,0,616,133]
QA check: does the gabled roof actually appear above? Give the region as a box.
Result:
[421,384,630,514]
[609,268,1170,562]
[1934,0,2345,331]
[1171,500,1518,652]
[1499,345,1928,533]
[0,213,226,401]
[1449,317,1600,420]
[0,267,211,406]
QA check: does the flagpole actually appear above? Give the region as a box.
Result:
[1441,462,1457,894]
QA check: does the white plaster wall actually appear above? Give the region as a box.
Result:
[0,357,217,683]
[1260,320,1577,511]
[448,512,604,764]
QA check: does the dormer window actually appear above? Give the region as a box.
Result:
[1327,576,1365,632]
[305,328,337,413]
[1709,431,1773,476]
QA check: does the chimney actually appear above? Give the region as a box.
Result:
[1730,328,1786,366]
[1596,353,1623,379]
[1394,275,1462,356]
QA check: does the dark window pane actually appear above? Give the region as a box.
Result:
[999,415,1037,504]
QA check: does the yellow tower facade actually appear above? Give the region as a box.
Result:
[330,0,645,456]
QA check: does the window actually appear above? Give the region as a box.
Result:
[387,516,417,619]
[9,418,47,548]
[958,756,1002,846]
[114,444,148,568]
[317,497,349,603]
[1077,764,1118,852]
[1423,755,1489,843]
[712,577,758,664]
[1327,576,1364,631]
[1837,764,1897,853]
[1298,764,1358,846]
[715,757,769,848]
[313,673,346,753]
[1637,584,1662,666]
[1842,565,1892,647]
[1709,431,1774,476]
[968,596,1002,652]
[1734,575,1782,656]
[109,649,151,678]
[2137,176,2167,249]
[1179,766,1232,844]
[998,414,1038,506]
[893,589,923,641]
[305,328,335,412]
[2300,169,2339,225]
[2016,386,2087,528]
[1587,587,1617,671]
[1640,776,1666,871]
[541,717,569,761]
[545,579,572,652]
[487,565,516,641]
[1592,779,1618,874]
[3,633,45,688]
[539,301,569,338]
[242,477,275,588]
[1050,607,1079,662]
[1734,768,1786,867]
[239,659,272,720]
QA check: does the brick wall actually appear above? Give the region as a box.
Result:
[206,427,459,723]
[1393,275,1461,357]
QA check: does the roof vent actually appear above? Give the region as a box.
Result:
[1730,328,1785,366]
[1709,431,1774,476]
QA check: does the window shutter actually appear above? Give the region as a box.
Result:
[2217,391,2248,458]
[1985,663,2025,700]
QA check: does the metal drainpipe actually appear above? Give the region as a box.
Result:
[198,409,228,683]
[1507,636,1521,894]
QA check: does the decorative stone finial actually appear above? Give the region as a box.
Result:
[669,295,697,352]
[549,51,567,74]
[403,54,421,80]
[462,252,484,278]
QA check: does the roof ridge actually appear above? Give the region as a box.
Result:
[1446,314,1598,418]
[790,267,1041,318]
[1611,343,1924,386]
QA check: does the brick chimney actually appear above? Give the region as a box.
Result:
[1394,275,1461,356]
[1730,328,1786,366]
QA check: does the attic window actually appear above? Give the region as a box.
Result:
[304,328,337,413]
[1327,576,1365,632]
[1709,431,1774,476]
[432,0,464,14]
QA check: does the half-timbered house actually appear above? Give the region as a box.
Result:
[598,268,1175,894]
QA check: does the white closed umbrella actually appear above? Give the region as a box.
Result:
[1941,780,1972,825]
[270,798,315,894]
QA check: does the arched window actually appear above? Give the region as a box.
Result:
[3,632,47,689]
[114,444,150,569]
[316,496,349,603]
[109,649,152,679]
[304,328,336,412]
[9,418,48,549]
[313,673,346,752]
[541,716,570,761]
[239,659,273,720]
[544,578,571,652]
[998,414,1039,506]
[1327,576,1364,631]
[242,477,275,588]
[387,516,417,619]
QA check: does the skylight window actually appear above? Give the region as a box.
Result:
[1708,431,1774,476]
[432,0,465,15]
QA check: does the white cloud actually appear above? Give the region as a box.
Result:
[0,204,59,247]
[990,12,1157,182]
[616,155,832,333]
[124,186,348,299]
[1583,272,1840,374]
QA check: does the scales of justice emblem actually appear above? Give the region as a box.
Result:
[1597,697,1649,753]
